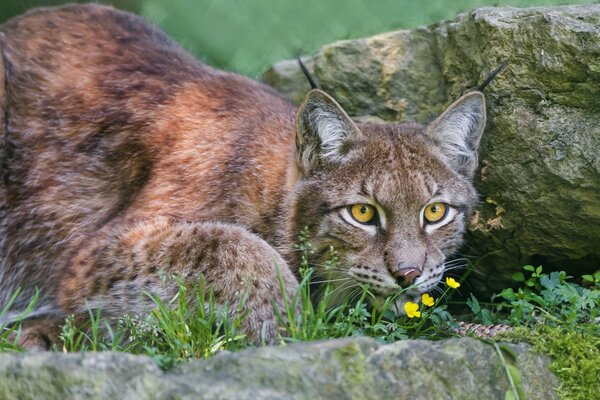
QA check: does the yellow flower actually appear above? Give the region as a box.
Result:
[446,277,461,289]
[421,293,435,307]
[404,301,421,318]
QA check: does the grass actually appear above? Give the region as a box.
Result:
[141,0,600,77]
[0,275,449,368]
[58,275,250,369]
[3,0,600,78]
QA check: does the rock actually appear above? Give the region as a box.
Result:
[0,337,558,399]
[262,57,316,105]
[263,5,600,295]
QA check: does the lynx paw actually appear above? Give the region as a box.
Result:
[13,319,62,351]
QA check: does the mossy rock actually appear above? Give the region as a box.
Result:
[0,337,558,399]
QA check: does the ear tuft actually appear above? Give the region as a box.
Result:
[295,90,360,174]
[426,91,486,178]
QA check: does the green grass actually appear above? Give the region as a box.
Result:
[2,0,599,77]
[141,0,600,77]
[58,276,250,369]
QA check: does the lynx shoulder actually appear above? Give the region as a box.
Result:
[0,4,485,348]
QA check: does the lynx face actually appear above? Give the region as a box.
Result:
[292,90,485,312]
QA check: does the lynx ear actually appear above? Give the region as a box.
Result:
[295,90,361,175]
[426,91,486,179]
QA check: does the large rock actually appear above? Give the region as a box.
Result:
[0,337,558,399]
[263,5,600,295]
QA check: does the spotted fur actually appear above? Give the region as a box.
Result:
[0,4,485,348]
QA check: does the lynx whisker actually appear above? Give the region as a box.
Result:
[443,265,467,272]
[326,281,361,305]
[309,278,352,285]
[431,285,446,297]
[335,287,364,309]
[444,258,469,267]
[444,264,484,277]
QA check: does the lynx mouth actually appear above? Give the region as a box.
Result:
[318,262,446,314]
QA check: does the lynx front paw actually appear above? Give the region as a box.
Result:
[178,223,301,345]
[59,219,300,346]
[239,282,300,345]
[13,318,62,351]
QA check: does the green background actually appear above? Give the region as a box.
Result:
[1,0,598,77]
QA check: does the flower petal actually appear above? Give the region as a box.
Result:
[446,277,461,289]
[404,301,421,318]
[421,293,435,307]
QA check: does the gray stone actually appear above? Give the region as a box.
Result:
[263,5,600,295]
[0,337,558,399]
[262,57,316,105]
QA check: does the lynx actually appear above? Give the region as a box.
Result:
[0,4,486,349]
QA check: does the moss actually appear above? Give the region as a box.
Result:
[334,342,368,385]
[502,325,600,400]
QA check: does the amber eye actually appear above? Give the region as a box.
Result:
[349,204,376,224]
[423,202,448,224]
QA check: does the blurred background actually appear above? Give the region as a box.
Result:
[1,0,598,77]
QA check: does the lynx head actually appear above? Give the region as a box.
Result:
[292,89,485,313]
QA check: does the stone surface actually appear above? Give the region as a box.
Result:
[0,337,558,399]
[263,5,600,295]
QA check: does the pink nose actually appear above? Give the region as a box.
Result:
[392,267,422,288]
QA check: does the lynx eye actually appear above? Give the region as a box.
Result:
[349,204,376,224]
[423,202,448,224]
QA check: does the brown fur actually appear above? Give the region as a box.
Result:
[0,4,486,348]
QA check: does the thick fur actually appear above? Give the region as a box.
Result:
[0,4,485,347]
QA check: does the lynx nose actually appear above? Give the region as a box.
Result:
[392,266,422,288]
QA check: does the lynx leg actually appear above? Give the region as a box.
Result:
[58,217,299,344]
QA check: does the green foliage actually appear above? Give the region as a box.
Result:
[495,266,599,333]
[141,0,600,77]
[446,265,599,399]
[1,236,597,400]
[486,266,599,399]
[275,263,412,343]
[465,293,494,325]
[489,341,525,400]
